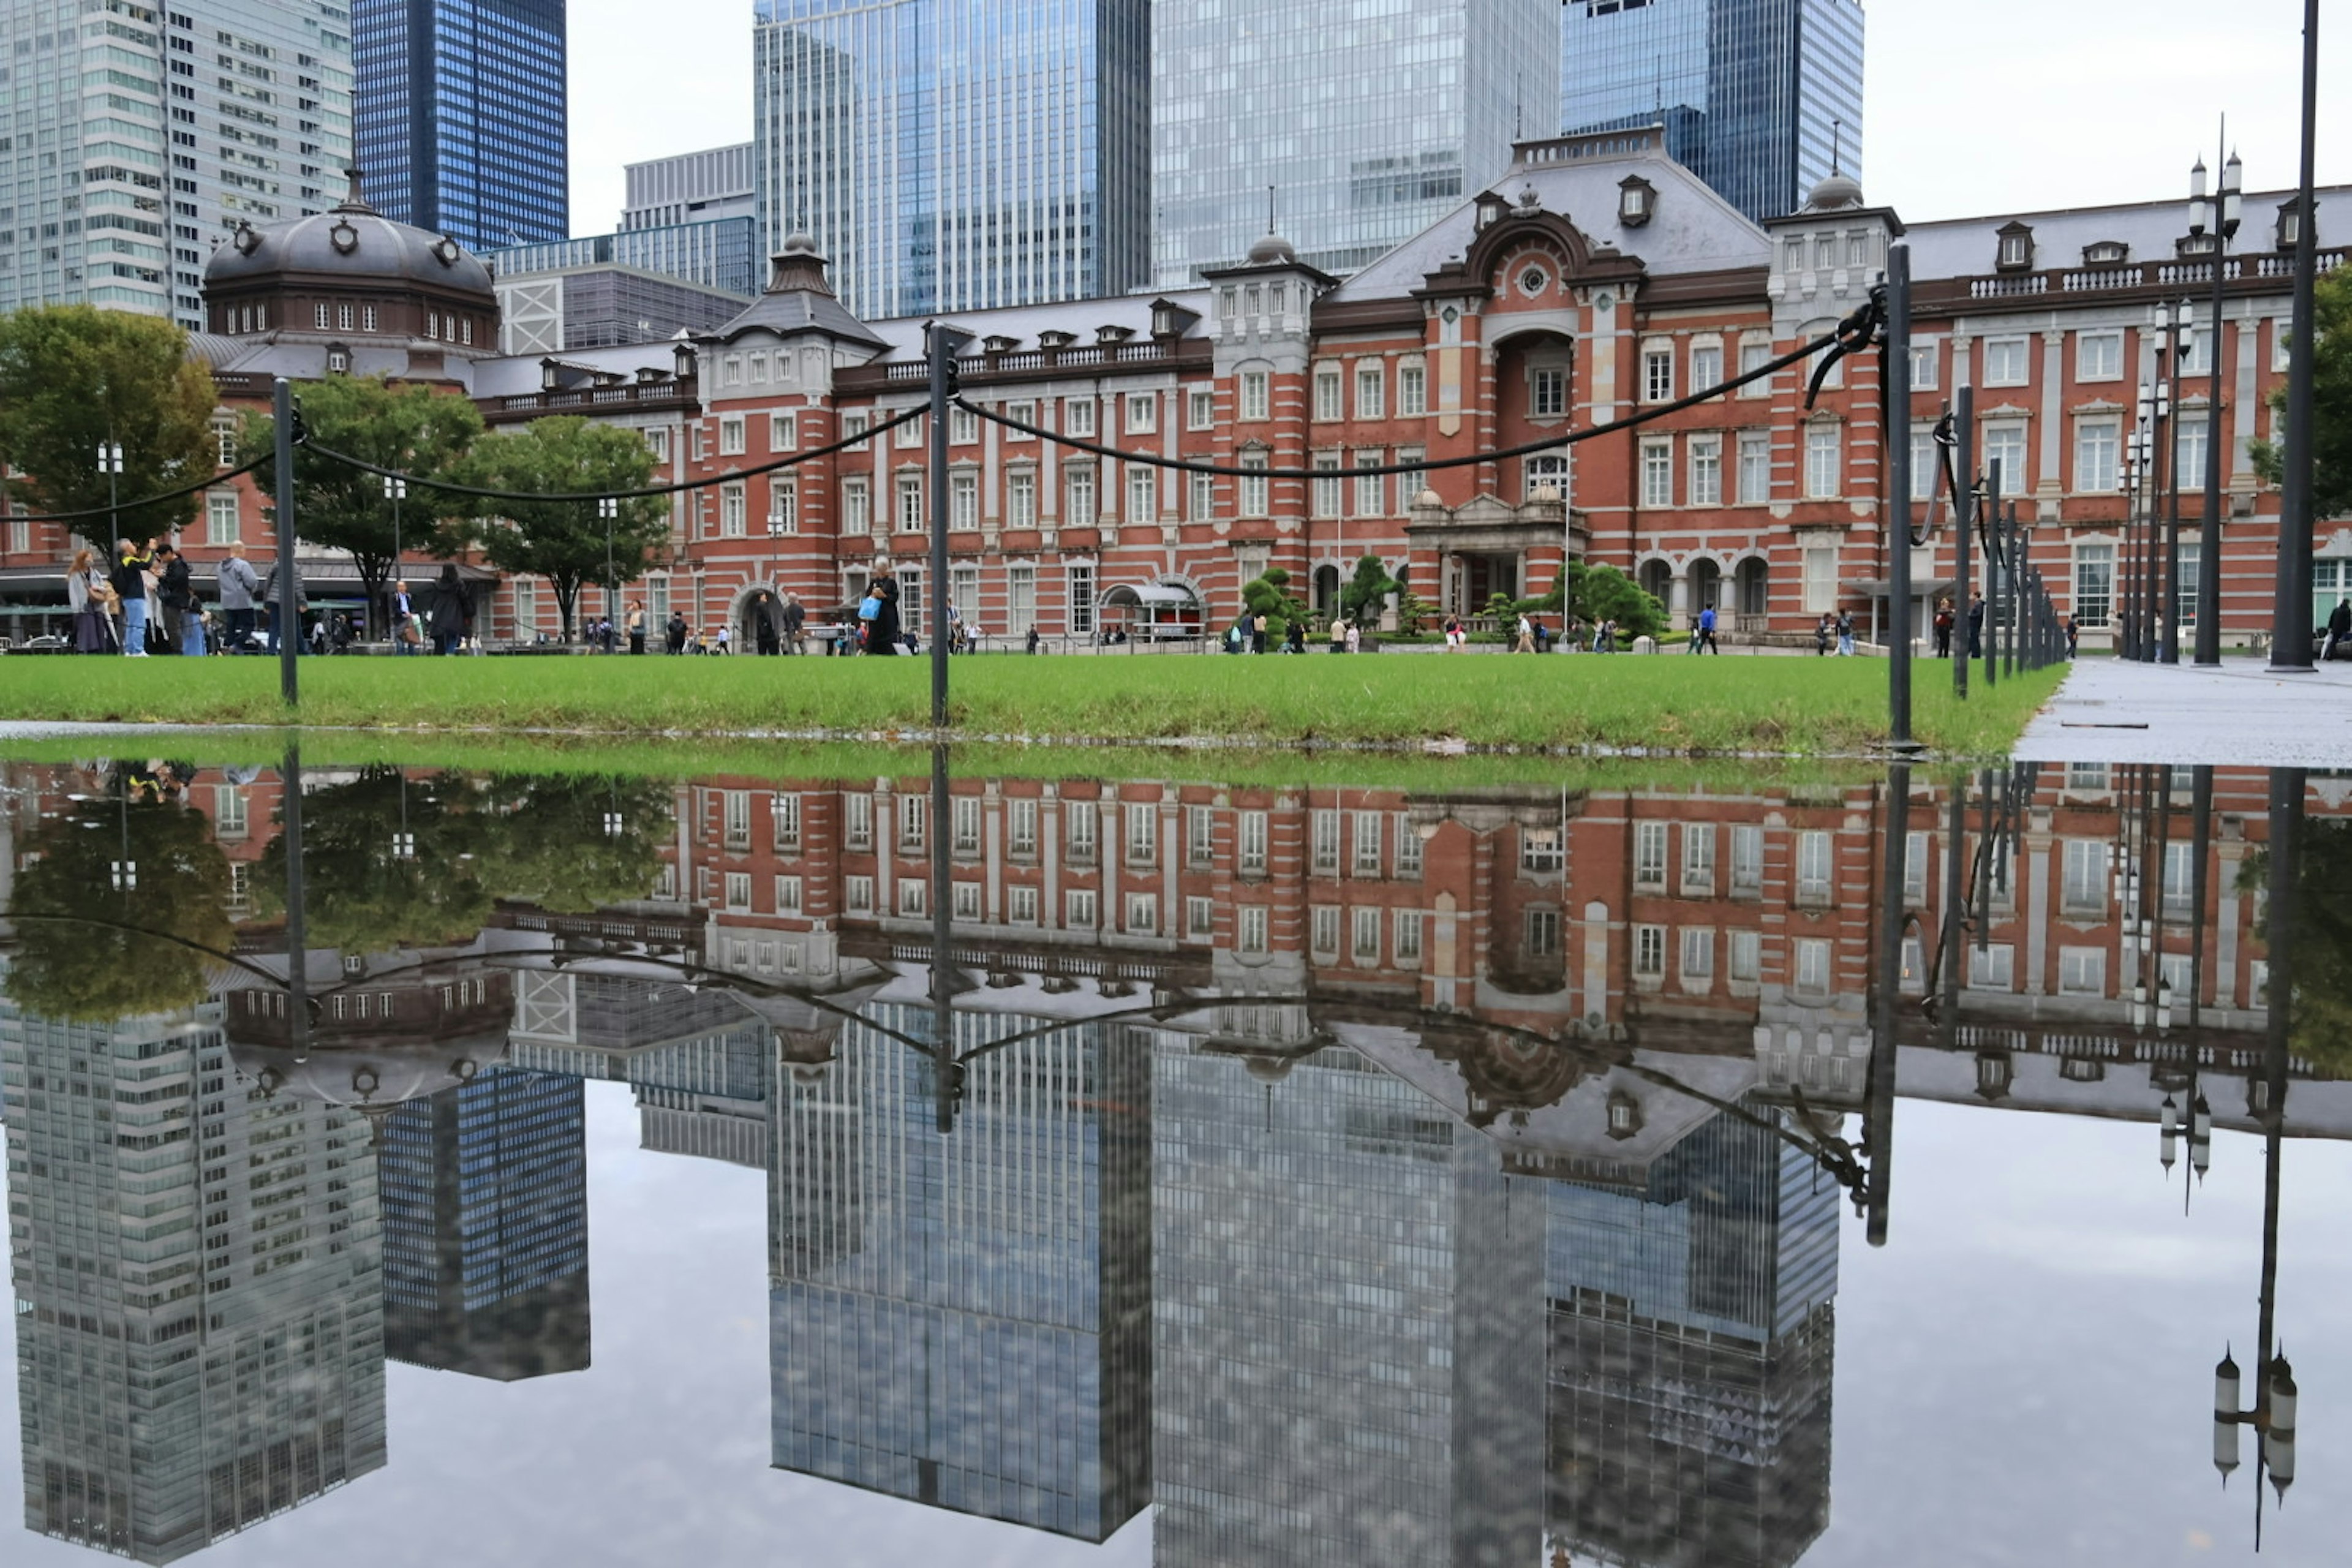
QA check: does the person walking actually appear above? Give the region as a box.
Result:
[217,543,261,649]
[752,593,780,655]
[154,544,195,652]
[1250,611,1268,655]
[1695,603,1720,655]
[1835,609,1856,657]
[1515,612,1535,653]
[1966,594,1986,660]
[665,609,688,655]
[2064,614,2081,660]
[390,580,418,653]
[1345,621,1361,655]
[2324,600,2351,662]
[783,593,805,654]
[110,538,152,656]
[625,602,646,655]
[1932,598,1956,659]
[1814,613,1833,656]
[263,559,308,655]
[428,564,469,655]
[866,576,902,655]
[1328,618,1346,654]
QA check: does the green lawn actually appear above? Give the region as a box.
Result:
[0,652,2063,759]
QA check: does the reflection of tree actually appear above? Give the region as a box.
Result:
[470,775,672,913]
[2244,820,2352,1073]
[255,767,492,953]
[9,799,232,1021]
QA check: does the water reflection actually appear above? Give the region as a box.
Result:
[0,755,2343,1563]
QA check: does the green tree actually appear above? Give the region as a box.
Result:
[252,767,492,953]
[470,774,673,911]
[1519,561,1667,644]
[8,795,232,1022]
[240,375,486,636]
[1240,567,1309,648]
[2250,265,2352,521]
[457,415,669,641]
[1338,554,1403,629]
[2244,818,2352,1074]
[0,306,217,545]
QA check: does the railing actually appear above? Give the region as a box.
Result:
[1948,251,2344,304]
[1968,274,2048,299]
[492,379,699,415]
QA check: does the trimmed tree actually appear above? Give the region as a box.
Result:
[457,415,669,642]
[1519,561,1667,644]
[2250,265,2352,521]
[240,375,486,636]
[1338,553,1404,629]
[0,305,217,545]
[1240,567,1309,647]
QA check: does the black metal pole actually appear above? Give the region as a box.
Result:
[1939,771,1966,1040]
[1982,464,2000,690]
[930,742,956,1134]
[1865,761,1913,1249]
[2163,306,2189,665]
[272,378,300,707]
[2198,141,2232,666]
[1953,386,1973,699]
[282,742,309,1061]
[2189,765,2214,1030]
[1886,245,1917,749]
[2003,502,2022,679]
[925,323,971,726]
[2271,0,2321,671]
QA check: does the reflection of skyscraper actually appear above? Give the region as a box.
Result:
[767,991,1151,1541]
[1544,1101,1838,1568]
[0,999,386,1564]
[1151,1031,1547,1567]
[379,1066,590,1381]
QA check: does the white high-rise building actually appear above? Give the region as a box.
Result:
[0,1,353,330]
[1152,0,1561,287]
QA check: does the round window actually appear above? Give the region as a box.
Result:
[1520,266,1548,296]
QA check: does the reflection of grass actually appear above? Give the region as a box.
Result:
[0,654,2064,758]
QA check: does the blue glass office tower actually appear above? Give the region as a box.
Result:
[753,0,1151,319]
[1561,0,1864,225]
[378,1067,591,1382]
[353,0,570,250]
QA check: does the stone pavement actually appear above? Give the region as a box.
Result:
[2011,655,2352,767]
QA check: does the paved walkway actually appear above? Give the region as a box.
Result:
[2013,655,2352,767]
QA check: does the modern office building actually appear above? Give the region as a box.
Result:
[0,1,353,331]
[768,990,1153,1542]
[0,1000,387,1564]
[378,1066,592,1382]
[1152,0,1560,287]
[752,0,1151,319]
[624,143,759,230]
[352,0,568,251]
[1544,1099,1841,1568]
[1559,0,1865,224]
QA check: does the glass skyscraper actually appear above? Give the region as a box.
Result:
[753,0,1151,320]
[1560,0,1865,225]
[0,1,352,330]
[352,0,569,251]
[1153,0,1561,287]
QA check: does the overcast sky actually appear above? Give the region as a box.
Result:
[564,0,2342,234]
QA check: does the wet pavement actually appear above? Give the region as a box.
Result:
[1,750,2345,1566]
[2015,656,2352,768]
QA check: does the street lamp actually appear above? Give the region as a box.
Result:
[99,440,123,552]
[2149,298,2198,663]
[598,497,619,644]
[2120,428,2154,660]
[382,475,405,641]
[2190,142,2242,665]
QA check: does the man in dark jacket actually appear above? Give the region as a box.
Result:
[782,592,806,653]
[666,610,688,655]
[2326,599,2351,662]
[1966,594,1986,660]
[263,560,307,654]
[154,545,197,653]
[752,592,782,655]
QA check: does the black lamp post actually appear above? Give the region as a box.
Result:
[2190,144,2242,664]
[2154,297,2197,663]
[99,439,123,553]
[2269,0,2321,670]
[2120,427,2153,660]
[598,497,619,647]
[382,474,405,642]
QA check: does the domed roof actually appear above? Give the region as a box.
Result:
[1245,230,1297,265]
[227,1029,511,1117]
[1804,172,1866,213]
[204,169,494,298]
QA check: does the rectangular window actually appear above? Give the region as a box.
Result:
[1969,943,2016,990]
[1314,905,1343,959]
[949,881,981,921]
[1732,826,1764,894]
[1191,472,1216,521]
[1314,368,1343,421]
[1679,928,1715,989]
[845,876,874,914]
[1641,438,1673,507]
[1007,566,1036,631]
[1000,797,1037,858]
[1521,828,1564,873]
[1634,924,1667,978]
[1353,811,1383,875]
[1737,431,1771,503]
[1127,466,1155,524]
[952,796,981,855]
[1188,388,1215,429]
[1125,392,1156,434]
[1739,339,1773,398]
[1681,824,1716,895]
[1526,454,1572,503]
[1643,347,1674,402]
[1526,908,1562,957]
[1006,400,1036,439]
[2176,413,2210,486]
[720,482,747,537]
[899,792,927,851]
[723,790,753,850]
[2163,841,2196,919]
[1805,425,1841,498]
[842,477,870,533]
[1063,397,1096,438]
[897,878,927,918]
[1066,468,1097,528]
[948,405,978,445]
[1312,454,1342,518]
[724,872,752,913]
[1689,435,1722,505]
[1126,892,1158,935]
[718,416,745,456]
[1904,831,1931,903]
[773,875,802,914]
[2074,543,2116,628]
[1062,886,1098,929]
[1394,910,1423,963]
[1240,905,1270,955]
[1187,805,1215,866]
[1007,884,1039,924]
[845,794,873,851]
[1355,365,1384,420]
[1126,802,1157,866]
[895,474,924,532]
[1912,428,1940,502]
[206,491,239,545]
[2075,421,2119,492]
[1354,457,1384,519]
[1634,823,1667,889]
[895,412,924,448]
[1066,802,1097,863]
[2181,326,2214,375]
[1353,907,1382,963]
[1909,342,1939,390]
[1795,938,1832,995]
[1985,337,2031,386]
[1240,454,1268,517]
[1240,371,1269,421]
[1691,342,1724,395]
[1729,929,1762,983]
[1067,565,1095,634]
[1532,366,1567,418]
[768,477,799,534]
[1398,363,1427,416]
[772,793,801,850]
[2059,946,2108,997]
[2077,331,2123,381]
[1803,545,1838,613]
[1313,810,1341,873]
[1795,830,1833,903]
[842,412,870,450]
[1007,470,1038,529]
[2062,839,2108,914]
[1983,423,2028,497]
[1240,810,1268,872]
[944,472,977,530]
[1187,895,1215,937]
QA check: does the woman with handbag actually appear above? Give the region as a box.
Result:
[67,549,118,652]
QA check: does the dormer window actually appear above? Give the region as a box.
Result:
[2277,199,2303,252]
[982,334,1020,354]
[1096,324,1134,345]
[2082,240,2130,266]
[1605,1090,1644,1140]
[1038,329,1077,350]
[325,344,350,375]
[1477,196,1506,230]
[1618,174,1655,227]
[1995,222,2035,271]
[2176,232,2218,257]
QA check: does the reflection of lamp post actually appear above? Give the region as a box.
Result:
[598,497,619,641]
[2189,143,2242,665]
[392,772,415,861]
[110,789,136,891]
